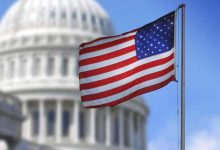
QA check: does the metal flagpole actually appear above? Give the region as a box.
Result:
[178,3,186,150]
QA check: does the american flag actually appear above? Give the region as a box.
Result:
[79,11,176,108]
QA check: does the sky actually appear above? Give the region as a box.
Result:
[1,0,220,150]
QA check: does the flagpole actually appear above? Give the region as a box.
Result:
[178,3,186,150]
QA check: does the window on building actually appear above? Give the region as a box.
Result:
[61,10,67,26]
[100,18,105,33]
[62,110,70,137]
[61,11,66,19]
[71,11,77,27]
[48,35,55,43]
[72,11,77,20]
[134,114,139,149]
[49,8,56,26]
[47,110,55,136]
[124,114,129,147]
[0,63,4,81]
[102,115,106,143]
[96,113,100,141]
[34,36,40,44]
[9,61,15,79]
[74,59,79,76]
[91,15,97,31]
[32,111,39,136]
[50,10,55,19]
[96,112,106,143]
[33,57,41,77]
[113,116,120,145]
[20,58,27,78]
[134,115,138,133]
[62,58,69,76]
[79,111,86,139]
[91,15,96,25]
[82,13,87,22]
[47,57,55,76]
[71,11,76,20]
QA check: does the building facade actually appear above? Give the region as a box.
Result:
[0,0,148,150]
[0,91,23,150]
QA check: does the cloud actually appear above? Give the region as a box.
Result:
[149,117,220,150]
[187,117,220,150]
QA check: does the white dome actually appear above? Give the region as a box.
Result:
[0,0,114,35]
[0,1,148,150]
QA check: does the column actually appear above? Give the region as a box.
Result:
[4,59,8,81]
[73,101,80,143]
[0,60,4,81]
[27,54,33,79]
[66,0,71,28]
[119,109,124,147]
[142,117,147,150]
[15,56,19,81]
[99,113,104,143]
[39,100,46,144]
[137,115,142,150]
[70,102,75,140]
[129,112,134,149]
[55,55,62,77]
[96,13,102,34]
[22,101,30,140]
[90,109,96,144]
[106,108,112,146]
[56,100,62,143]
[68,57,74,78]
[87,10,93,32]
[76,6,82,29]
[41,54,47,78]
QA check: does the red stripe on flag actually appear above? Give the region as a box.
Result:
[79,45,135,66]
[80,53,174,90]
[84,75,176,108]
[79,56,137,78]
[80,35,135,55]
[79,29,138,48]
[81,65,174,101]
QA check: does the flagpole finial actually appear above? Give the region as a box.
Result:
[178,3,186,9]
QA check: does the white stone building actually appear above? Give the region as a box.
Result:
[0,91,23,150]
[0,0,148,150]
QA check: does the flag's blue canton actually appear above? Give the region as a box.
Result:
[135,11,175,60]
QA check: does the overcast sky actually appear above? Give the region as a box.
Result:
[1,0,220,150]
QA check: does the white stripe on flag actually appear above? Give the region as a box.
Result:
[79,31,137,50]
[80,40,135,60]
[79,51,136,73]
[81,59,174,95]
[80,48,174,80]
[82,70,175,107]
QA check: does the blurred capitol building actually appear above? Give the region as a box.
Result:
[0,0,148,150]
